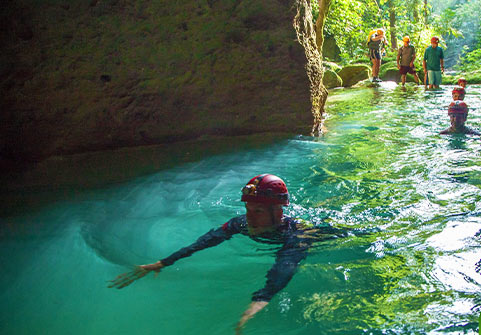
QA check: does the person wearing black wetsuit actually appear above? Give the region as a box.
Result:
[108,174,347,332]
[440,99,481,135]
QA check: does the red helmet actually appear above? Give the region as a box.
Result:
[448,101,468,115]
[431,36,439,44]
[241,174,289,205]
[457,77,467,85]
[452,86,465,100]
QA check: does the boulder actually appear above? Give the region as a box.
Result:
[353,79,378,88]
[323,69,342,89]
[380,63,422,83]
[466,70,481,84]
[442,74,456,85]
[337,64,371,87]
[323,61,342,73]
[322,34,341,62]
[444,71,481,85]
[379,61,397,75]
[380,67,401,82]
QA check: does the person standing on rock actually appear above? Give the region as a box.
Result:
[367,29,388,82]
[423,36,444,89]
[397,36,420,86]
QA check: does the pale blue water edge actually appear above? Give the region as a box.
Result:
[1,84,481,335]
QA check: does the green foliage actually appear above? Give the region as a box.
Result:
[311,0,478,70]
[423,0,481,68]
[455,43,481,76]
[321,0,381,62]
[430,10,462,39]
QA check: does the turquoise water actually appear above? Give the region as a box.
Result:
[1,83,481,334]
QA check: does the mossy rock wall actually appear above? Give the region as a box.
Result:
[0,0,312,164]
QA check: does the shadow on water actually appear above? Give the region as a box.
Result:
[0,133,291,217]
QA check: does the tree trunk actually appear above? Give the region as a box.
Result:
[388,1,397,50]
[293,0,330,136]
[424,0,428,24]
[413,1,419,23]
[315,0,333,53]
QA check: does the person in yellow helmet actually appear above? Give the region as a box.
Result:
[367,29,388,82]
[397,36,420,86]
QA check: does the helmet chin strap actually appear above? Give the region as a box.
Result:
[268,205,278,227]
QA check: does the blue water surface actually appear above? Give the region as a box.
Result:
[1,83,481,335]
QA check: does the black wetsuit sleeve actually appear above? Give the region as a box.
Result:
[160,225,236,266]
[251,236,311,302]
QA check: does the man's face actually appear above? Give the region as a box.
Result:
[452,92,461,100]
[403,40,409,46]
[450,113,467,128]
[245,202,283,235]
[431,41,438,48]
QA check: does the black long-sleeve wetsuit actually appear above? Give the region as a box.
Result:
[160,215,347,302]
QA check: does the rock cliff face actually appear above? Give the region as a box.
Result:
[1,0,313,166]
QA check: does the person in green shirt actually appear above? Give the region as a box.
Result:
[423,36,444,89]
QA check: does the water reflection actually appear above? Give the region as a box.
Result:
[447,134,469,150]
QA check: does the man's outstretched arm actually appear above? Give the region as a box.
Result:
[236,236,311,331]
[108,222,238,289]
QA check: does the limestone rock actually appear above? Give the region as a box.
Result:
[380,68,401,82]
[1,0,314,164]
[323,69,342,89]
[337,64,371,87]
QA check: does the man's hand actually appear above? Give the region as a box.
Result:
[108,261,164,289]
[235,301,268,334]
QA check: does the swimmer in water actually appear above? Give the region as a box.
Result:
[457,77,467,89]
[440,101,480,135]
[452,86,465,101]
[108,174,354,333]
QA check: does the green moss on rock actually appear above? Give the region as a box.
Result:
[323,69,342,89]
[337,64,371,87]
